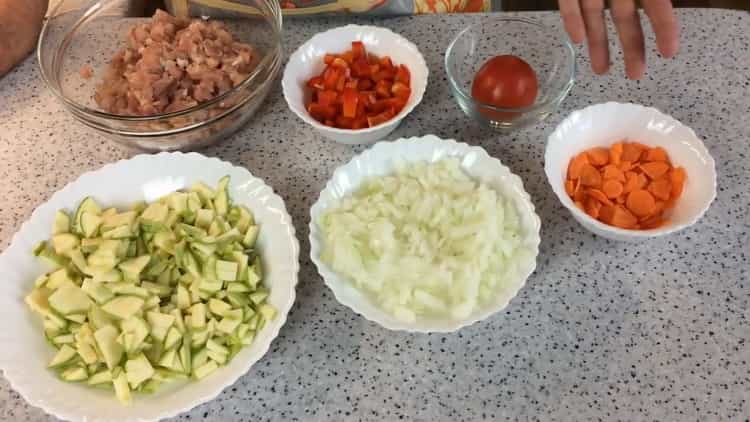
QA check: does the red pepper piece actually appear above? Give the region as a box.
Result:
[317,90,338,107]
[395,64,411,86]
[391,82,411,100]
[351,41,366,60]
[307,76,324,90]
[341,88,359,118]
[375,79,393,98]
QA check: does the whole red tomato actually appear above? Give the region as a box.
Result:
[471,55,538,110]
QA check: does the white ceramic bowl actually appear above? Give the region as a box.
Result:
[281,24,428,145]
[0,153,299,421]
[309,135,541,332]
[545,102,717,241]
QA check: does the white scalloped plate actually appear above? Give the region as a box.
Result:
[0,153,299,421]
[309,135,541,332]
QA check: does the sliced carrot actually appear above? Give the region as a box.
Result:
[609,142,623,166]
[611,205,638,229]
[574,201,585,212]
[602,179,624,199]
[587,188,614,206]
[644,147,669,162]
[564,179,576,197]
[670,167,686,198]
[640,215,666,229]
[585,196,601,219]
[664,196,677,210]
[599,205,615,224]
[618,160,633,172]
[623,171,641,194]
[587,147,610,167]
[648,178,672,201]
[574,181,586,202]
[639,161,670,180]
[567,153,589,180]
[626,189,657,217]
[580,164,602,188]
[601,165,625,182]
[621,143,643,162]
[616,195,625,204]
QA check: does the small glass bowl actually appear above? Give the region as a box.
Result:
[445,18,576,131]
[38,0,282,151]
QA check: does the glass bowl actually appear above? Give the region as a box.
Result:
[445,17,576,131]
[37,0,282,151]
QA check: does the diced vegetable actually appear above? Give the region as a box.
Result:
[25,177,275,405]
[305,41,411,129]
[319,159,535,322]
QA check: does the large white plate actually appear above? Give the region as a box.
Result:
[309,135,541,332]
[0,152,299,421]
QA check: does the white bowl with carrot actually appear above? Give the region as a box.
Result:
[545,102,716,241]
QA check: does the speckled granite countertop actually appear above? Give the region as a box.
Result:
[1,8,749,422]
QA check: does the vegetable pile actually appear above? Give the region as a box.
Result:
[306,41,412,129]
[319,159,535,323]
[565,141,687,229]
[25,177,276,404]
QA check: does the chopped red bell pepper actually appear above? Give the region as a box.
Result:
[331,57,349,69]
[307,76,324,90]
[367,108,395,127]
[391,82,411,100]
[395,64,411,86]
[351,59,371,78]
[372,69,395,82]
[322,67,340,90]
[351,41,366,60]
[335,115,355,129]
[375,79,393,98]
[341,51,354,64]
[305,46,412,130]
[341,88,359,118]
[358,79,374,90]
[308,103,336,120]
[317,90,338,107]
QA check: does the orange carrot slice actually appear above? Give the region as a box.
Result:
[567,153,589,180]
[670,167,686,198]
[580,164,602,188]
[609,142,623,166]
[648,178,672,201]
[618,160,633,172]
[640,161,670,180]
[611,205,638,229]
[640,215,666,229]
[602,165,626,182]
[599,204,615,224]
[587,188,614,206]
[565,179,575,197]
[623,171,641,194]
[644,147,669,162]
[574,200,585,212]
[602,179,624,199]
[587,147,610,166]
[616,195,625,204]
[626,189,657,217]
[621,143,643,162]
[585,196,601,219]
[574,182,587,202]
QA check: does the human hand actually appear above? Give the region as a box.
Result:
[0,0,48,77]
[558,0,679,79]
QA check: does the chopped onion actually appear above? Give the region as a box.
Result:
[320,159,533,323]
